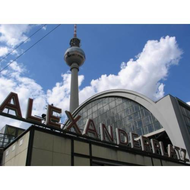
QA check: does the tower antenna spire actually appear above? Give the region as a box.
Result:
[74,24,77,38]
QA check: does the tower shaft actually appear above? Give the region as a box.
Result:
[70,63,79,112]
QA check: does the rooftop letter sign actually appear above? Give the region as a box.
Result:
[0,92,189,163]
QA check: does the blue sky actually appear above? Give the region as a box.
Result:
[0,24,190,128]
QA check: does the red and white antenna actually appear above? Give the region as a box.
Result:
[74,24,77,38]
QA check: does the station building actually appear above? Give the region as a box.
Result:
[1,89,190,166]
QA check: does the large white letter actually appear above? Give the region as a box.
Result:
[82,119,99,139]
[180,148,189,162]
[0,92,22,118]
[159,141,168,157]
[129,132,141,150]
[116,128,128,146]
[100,123,114,143]
[46,104,62,129]
[26,98,42,123]
[140,136,151,152]
[167,144,177,159]
[150,139,161,155]
[64,111,82,134]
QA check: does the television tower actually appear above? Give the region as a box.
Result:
[64,25,86,113]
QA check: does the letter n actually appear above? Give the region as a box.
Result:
[100,123,114,143]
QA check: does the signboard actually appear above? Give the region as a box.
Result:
[0,92,189,162]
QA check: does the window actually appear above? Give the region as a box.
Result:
[76,97,163,138]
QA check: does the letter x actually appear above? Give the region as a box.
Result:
[65,111,82,134]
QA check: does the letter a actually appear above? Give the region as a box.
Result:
[82,119,99,139]
[0,92,22,118]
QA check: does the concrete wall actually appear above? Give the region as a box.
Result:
[2,131,30,166]
[2,127,187,166]
[92,144,152,165]
[30,129,186,166]
[31,130,71,166]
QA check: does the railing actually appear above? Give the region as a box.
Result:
[0,133,15,148]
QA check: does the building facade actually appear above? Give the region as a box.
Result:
[1,89,190,166]
[1,125,188,166]
[72,89,190,159]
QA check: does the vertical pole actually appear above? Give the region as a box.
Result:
[70,63,79,113]
[74,24,77,38]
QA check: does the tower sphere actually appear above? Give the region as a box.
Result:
[64,46,86,67]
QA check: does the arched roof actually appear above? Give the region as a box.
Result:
[73,89,170,135]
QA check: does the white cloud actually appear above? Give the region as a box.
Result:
[0,24,31,47]
[42,26,47,30]
[0,35,183,131]
[79,36,183,102]
[9,61,24,73]
[0,46,9,57]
